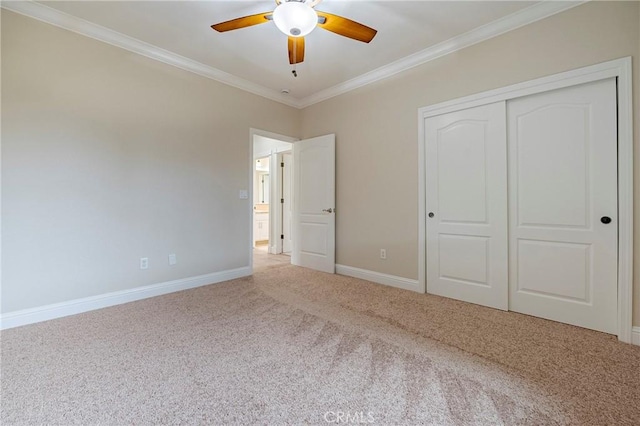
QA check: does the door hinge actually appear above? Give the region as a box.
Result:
[281,162,284,168]
[281,198,284,204]
[280,234,284,239]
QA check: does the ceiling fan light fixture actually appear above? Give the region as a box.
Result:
[273,1,318,37]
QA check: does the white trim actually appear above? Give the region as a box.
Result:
[419,59,630,119]
[270,152,279,255]
[0,267,251,330]
[250,129,298,145]
[297,1,586,108]
[0,1,299,108]
[2,0,586,109]
[632,327,640,346]
[273,150,293,255]
[417,57,634,343]
[615,60,635,345]
[417,109,427,294]
[0,5,3,322]
[336,264,420,293]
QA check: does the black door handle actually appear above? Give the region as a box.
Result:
[601,216,612,224]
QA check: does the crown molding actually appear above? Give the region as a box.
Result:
[0,0,302,108]
[2,1,587,110]
[297,1,588,108]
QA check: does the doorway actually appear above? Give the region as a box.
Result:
[252,131,294,270]
[254,156,270,249]
[249,129,337,275]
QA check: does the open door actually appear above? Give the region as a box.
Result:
[292,134,335,273]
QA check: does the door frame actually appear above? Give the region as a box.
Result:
[417,57,633,343]
[277,150,294,255]
[249,128,298,272]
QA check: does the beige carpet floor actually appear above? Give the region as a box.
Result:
[2,261,639,425]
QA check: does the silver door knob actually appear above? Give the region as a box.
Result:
[322,208,333,213]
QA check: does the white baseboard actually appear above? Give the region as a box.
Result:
[0,266,251,330]
[335,266,639,345]
[336,264,421,293]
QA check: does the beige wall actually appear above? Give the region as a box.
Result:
[1,11,300,312]
[300,1,640,326]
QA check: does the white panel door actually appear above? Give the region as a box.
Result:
[425,102,508,310]
[292,134,335,273]
[507,79,617,334]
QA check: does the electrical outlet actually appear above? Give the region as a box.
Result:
[380,249,386,260]
[168,254,177,266]
[140,257,149,270]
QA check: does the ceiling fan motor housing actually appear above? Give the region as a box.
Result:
[273,1,318,37]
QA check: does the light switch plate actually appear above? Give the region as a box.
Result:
[239,190,248,199]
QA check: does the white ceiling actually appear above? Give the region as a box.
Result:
[28,1,542,96]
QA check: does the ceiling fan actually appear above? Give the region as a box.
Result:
[211,0,377,66]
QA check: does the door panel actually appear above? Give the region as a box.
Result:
[300,223,328,255]
[507,79,617,334]
[426,102,508,310]
[517,239,591,302]
[516,104,590,228]
[292,134,335,273]
[439,235,490,286]
[437,121,488,224]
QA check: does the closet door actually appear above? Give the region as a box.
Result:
[425,102,508,310]
[507,79,617,334]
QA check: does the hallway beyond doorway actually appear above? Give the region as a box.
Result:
[253,245,290,271]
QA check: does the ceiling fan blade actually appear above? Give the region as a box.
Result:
[316,11,377,43]
[288,36,305,64]
[211,12,272,32]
